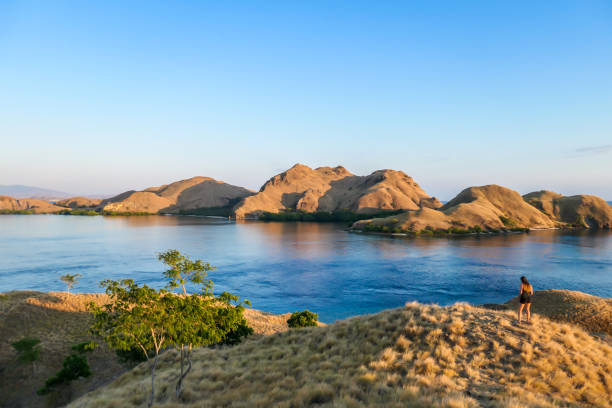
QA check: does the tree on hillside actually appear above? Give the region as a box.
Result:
[12,337,41,375]
[158,249,250,397]
[90,250,252,404]
[89,279,170,407]
[60,273,82,293]
[158,249,216,295]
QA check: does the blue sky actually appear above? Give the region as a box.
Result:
[1,1,611,199]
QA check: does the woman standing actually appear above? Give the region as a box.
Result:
[518,276,533,323]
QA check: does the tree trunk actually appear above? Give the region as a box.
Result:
[175,344,192,399]
[148,351,159,408]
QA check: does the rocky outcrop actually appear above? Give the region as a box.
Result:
[524,191,612,229]
[233,164,440,218]
[0,196,65,213]
[99,177,254,214]
[56,197,102,209]
[352,184,555,232]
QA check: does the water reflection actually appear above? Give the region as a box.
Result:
[0,215,610,322]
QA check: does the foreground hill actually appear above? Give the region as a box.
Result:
[0,196,65,214]
[70,292,612,408]
[353,184,555,233]
[0,291,293,408]
[233,164,441,219]
[523,190,612,229]
[99,177,254,215]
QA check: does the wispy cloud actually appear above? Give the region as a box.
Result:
[567,145,612,158]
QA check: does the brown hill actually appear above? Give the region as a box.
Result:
[56,197,102,209]
[70,298,612,408]
[99,177,253,214]
[0,196,65,214]
[524,190,612,229]
[233,164,441,219]
[353,184,555,232]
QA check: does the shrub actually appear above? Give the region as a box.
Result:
[12,337,41,364]
[499,215,519,228]
[37,354,91,395]
[287,310,318,328]
[218,320,254,345]
[259,209,404,224]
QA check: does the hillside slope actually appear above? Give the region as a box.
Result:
[233,164,441,219]
[70,298,612,408]
[523,191,612,229]
[0,291,294,408]
[56,197,103,209]
[99,177,253,214]
[353,184,555,232]
[0,196,65,213]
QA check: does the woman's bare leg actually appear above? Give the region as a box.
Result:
[518,304,525,322]
[526,303,531,322]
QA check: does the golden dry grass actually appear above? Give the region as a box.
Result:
[69,301,612,408]
[0,291,295,408]
[503,289,612,336]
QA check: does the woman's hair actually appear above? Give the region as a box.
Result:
[520,276,533,293]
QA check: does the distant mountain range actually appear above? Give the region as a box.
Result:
[0,185,72,199]
[0,185,111,200]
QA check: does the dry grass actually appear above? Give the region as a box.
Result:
[0,291,295,408]
[0,291,125,408]
[501,289,612,337]
[69,301,612,408]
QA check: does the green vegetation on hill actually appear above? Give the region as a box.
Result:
[258,209,404,223]
[360,223,528,235]
[0,209,35,214]
[176,206,234,217]
[88,250,252,405]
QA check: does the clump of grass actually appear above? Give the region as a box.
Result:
[68,301,612,408]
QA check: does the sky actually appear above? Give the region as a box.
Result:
[1,1,611,200]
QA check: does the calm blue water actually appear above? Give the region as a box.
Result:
[1,215,611,322]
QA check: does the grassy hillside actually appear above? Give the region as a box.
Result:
[70,298,612,408]
[503,289,612,336]
[0,291,293,408]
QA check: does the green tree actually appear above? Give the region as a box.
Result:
[89,250,253,404]
[157,249,215,295]
[158,250,250,397]
[88,279,170,407]
[60,273,82,293]
[287,310,319,328]
[12,337,41,375]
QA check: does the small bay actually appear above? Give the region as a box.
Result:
[0,214,610,322]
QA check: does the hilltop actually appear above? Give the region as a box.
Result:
[523,191,612,229]
[353,184,612,233]
[69,290,612,408]
[98,177,254,215]
[233,163,441,219]
[56,197,103,209]
[0,196,65,214]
